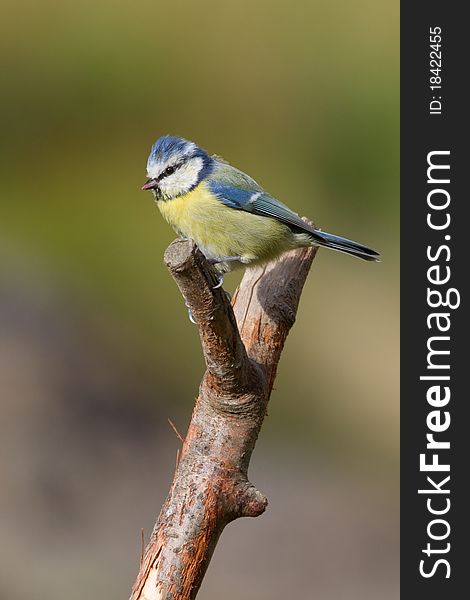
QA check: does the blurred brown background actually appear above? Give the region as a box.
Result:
[0,1,398,598]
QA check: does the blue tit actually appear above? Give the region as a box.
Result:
[141,136,380,277]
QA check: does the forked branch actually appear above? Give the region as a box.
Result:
[130,235,317,600]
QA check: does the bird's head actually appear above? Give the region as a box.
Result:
[142,136,214,200]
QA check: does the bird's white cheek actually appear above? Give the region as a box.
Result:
[161,157,204,198]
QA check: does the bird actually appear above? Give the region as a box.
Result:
[141,135,380,284]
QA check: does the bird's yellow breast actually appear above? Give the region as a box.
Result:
[156,182,295,265]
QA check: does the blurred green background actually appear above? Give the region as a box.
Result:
[0,1,398,598]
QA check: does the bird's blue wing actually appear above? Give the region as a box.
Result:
[205,161,379,262]
[208,179,318,236]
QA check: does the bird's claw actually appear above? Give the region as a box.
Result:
[185,301,197,324]
[206,256,241,290]
[212,272,224,289]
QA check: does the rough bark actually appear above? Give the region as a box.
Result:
[129,236,317,600]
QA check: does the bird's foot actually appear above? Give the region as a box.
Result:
[213,271,224,289]
[206,256,241,290]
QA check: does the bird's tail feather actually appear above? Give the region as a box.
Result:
[311,230,380,262]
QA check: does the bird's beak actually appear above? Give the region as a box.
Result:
[141,178,158,191]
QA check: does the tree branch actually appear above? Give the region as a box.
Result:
[129,236,317,600]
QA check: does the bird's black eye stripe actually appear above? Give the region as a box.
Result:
[158,163,180,180]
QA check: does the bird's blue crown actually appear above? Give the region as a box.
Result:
[147,135,210,170]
